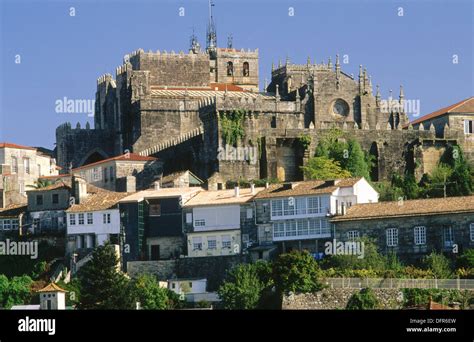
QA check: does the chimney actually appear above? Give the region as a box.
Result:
[74,177,88,204]
[234,186,240,198]
[154,181,160,190]
[265,182,269,189]
[250,183,255,195]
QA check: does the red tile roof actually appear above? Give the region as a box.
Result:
[0,142,36,151]
[72,153,156,171]
[37,283,67,293]
[409,96,474,126]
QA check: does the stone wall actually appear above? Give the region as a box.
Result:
[282,288,401,310]
[127,254,249,291]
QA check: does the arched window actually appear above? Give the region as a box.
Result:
[243,62,250,77]
[226,61,234,76]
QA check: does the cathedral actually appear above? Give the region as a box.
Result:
[55,7,467,189]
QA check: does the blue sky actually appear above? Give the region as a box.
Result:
[1,0,472,149]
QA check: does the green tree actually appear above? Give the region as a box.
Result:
[456,249,474,269]
[2,275,33,309]
[78,244,135,309]
[346,288,379,309]
[218,263,264,310]
[422,252,453,279]
[346,139,371,179]
[133,274,178,310]
[272,251,322,295]
[440,144,472,196]
[424,164,453,198]
[302,156,351,180]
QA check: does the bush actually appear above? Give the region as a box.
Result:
[402,288,473,309]
[272,251,322,295]
[422,252,453,279]
[457,249,474,269]
[346,288,379,310]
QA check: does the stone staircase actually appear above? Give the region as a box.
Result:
[138,126,204,156]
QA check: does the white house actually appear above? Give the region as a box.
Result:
[66,187,129,253]
[254,177,379,253]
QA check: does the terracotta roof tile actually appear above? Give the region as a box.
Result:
[409,97,474,126]
[254,178,362,199]
[37,283,67,293]
[67,191,130,212]
[0,142,36,150]
[0,204,27,217]
[184,187,264,207]
[331,195,474,221]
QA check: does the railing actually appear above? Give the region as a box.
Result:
[323,277,474,290]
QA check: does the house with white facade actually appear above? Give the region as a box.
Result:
[253,177,378,254]
[66,184,129,254]
[182,186,264,258]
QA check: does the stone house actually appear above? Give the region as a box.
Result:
[0,204,26,237]
[182,185,263,258]
[0,142,59,207]
[71,152,162,192]
[118,187,201,268]
[330,195,474,262]
[253,177,379,255]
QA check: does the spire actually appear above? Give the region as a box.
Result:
[328,56,332,69]
[264,78,268,92]
[335,54,340,78]
[189,28,201,53]
[271,61,275,72]
[399,85,404,100]
[275,84,280,100]
[358,65,363,93]
[227,34,233,49]
[206,0,217,53]
[368,76,373,94]
[286,55,290,66]
[307,56,311,66]
[375,85,381,106]
[278,59,282,68]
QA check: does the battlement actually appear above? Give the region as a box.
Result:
[97,73,115,86]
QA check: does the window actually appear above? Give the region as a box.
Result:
[307,197,321,214]
[470,223,474,242]
[189,282,193,289]
[23,158,30,174]
[386,228,398,247]
[11,219,19,230]
[246,208,253,219]
[443,227,454,247]
[192,237,203,251]
[3,219,11,230]
[37,164,42,176]
[87,213,93,224]
[207,236,217,250]
[414,226,426,245]
[11,156,18,173]
[243,62,249,77]
[464,120,473,134]
[69,214,76,226]
[78,213,85,225]
[149,203,161,216]
[226,61,234,76]
[109,166,114,181]
[52,193,59,204]
[194,219,205,227]
[222,235,231,249]
[271,200,283,216]
[347,230,360,241]
[283,198,295,216]
[36,195,43,206]
[186,213,193,224]
[285,220,297,237]
[103,213,111,224]
[295,197,307,215]
[104,167,108,183]
[297,219,308,236]
[92,167,100,181]
[273,222,284,238]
